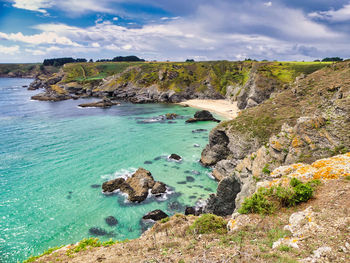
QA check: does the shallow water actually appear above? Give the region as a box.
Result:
[0,78,219,262]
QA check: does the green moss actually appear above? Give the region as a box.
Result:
[189,214,227,234]
[262,164,271,175]
[160,217,170,223]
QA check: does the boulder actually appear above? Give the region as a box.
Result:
[142,209,168,221]
[165,113,178,120]
[79,98,120,108]
[169,153,182,161]
[102,178,125,193]
[123,168,156,202]
[151,181,167,195]
[186,110,220,123]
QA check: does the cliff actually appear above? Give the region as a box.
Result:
[29,61,329,103]
[0,63,58,78]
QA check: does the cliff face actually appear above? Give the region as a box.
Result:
[201,61,350,215]
[0,63,58,78]
[28,61,328,103]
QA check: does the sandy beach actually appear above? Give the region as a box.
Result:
[179,99,239,120]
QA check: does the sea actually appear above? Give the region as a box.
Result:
[0,78,219,262]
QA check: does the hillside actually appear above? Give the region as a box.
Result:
[0,63,59,78]
[24,153,350,262]
[29,61,330,103]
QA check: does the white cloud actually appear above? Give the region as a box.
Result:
[113,17,119,21]
[308,3,350,22]
[264,2,272,7]
[12,0,53,13]
[92,42,100,47]
[0,31,81,46]
[0,45,20,55]
[24,48,46,55]
[122,44,132,50]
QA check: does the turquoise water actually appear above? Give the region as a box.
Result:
[0,78,219,263]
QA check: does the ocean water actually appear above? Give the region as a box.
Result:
[0,78,219,263]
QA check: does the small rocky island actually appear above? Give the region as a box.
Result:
[102,168,167,202]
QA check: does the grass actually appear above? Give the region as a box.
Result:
[189,214,227,234]
[23,246,64,262]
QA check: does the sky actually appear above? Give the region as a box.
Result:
[0,0,349,62]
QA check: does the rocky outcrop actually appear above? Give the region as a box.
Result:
[203,175,241,216]
[186,110,220,123]
[169,154,182,161]
[102,168,167,202]
[142,210,168,221]
[78,98,120,108]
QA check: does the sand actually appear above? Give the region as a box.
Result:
[178,99,239,120]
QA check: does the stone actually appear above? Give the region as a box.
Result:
[151,181,167,195]
[165,113,178,120]
[142,209,168,221]
[186,176,195,182]
[184,207,196,215]
[105,216,118,226]
[169,153,182,161]
[102,178,125,193]
[78,98,120,108]
[186,110,220,123]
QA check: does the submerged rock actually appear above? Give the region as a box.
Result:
[186,110,220,123]
[89,227,114,236]
[165,113,179,120]
[105,216,118,226]
[142,209,168,221]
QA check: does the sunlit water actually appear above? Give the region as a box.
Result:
[0,78,219,262]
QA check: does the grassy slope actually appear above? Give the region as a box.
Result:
[0,64,59,77]
[60,61,330,95]
[220,61,349,144]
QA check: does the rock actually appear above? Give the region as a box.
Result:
[102,178,125,193]
[186,176,195,182]
[90,184,101,188]
[184,206,196,215]
[165,113,178,120]
[186,110,220,123]
[151,181,167,195]
[89,227,113,236]
[169,153,182,161]
[79,98,120,108]
[203,175,241,216]
[105,216,118,226]
[123,168,156,202]
[142,209,168,221]
[192,129,208,133]
[144,161,153,164]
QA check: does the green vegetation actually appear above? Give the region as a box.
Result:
[189,214,227,234]
[0,63,59,77]
[239,178,318,215]
[160,217,170,223]
[262,164,271,175]
[23,246,63,262]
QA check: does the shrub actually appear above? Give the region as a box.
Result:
[160,217,170,223]
[262,164,271,175]
[239,190,275,215]
[239,178,316,214]
[189,214,227,234]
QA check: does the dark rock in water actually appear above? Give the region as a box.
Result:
[68,191,73,194]
[154,156,162,161]
[167,121,177,124]
[140,218,155,233]
[105,216,118,226]
[191,170,200,175]
[168,201,183,212]
[142,209,168,221]
[186,110,220,123]
[169,153,182,161]
[102,177,125,193]
[177,181,187,185]
[204,187,213,192]
[102,168,167,203]
[165,113,179,120]
[203,175,241,216]
[144,161,153,164]
[90,184,101,188]
[184,170,191,174]
[22,85,28,88]
[189,195,197,199]
[89,227,110,236]
[194,144,200,148]
[66,195,72,199]
[187,186,193,188]
[186,176,195,182]
[184,206,196,215]
[79,98,120,108]
[194,185,204,188]
[192,129,208,133]
[171,166,180,170]
[151,181,167,195]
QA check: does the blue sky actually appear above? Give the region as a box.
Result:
[0,0,349,62]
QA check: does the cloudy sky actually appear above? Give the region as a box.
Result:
[0,0,349,62]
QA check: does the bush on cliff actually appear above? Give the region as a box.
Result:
[189,214,227,234]
[239,178,318,215]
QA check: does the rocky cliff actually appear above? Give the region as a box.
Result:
[201,61,350,215]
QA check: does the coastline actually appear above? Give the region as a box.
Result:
[178,99,239,120]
